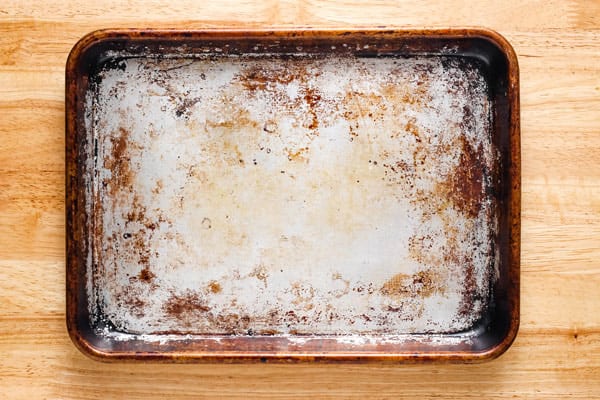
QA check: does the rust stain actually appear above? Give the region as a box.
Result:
[119,288,148,319]
[174,96,201,118]
[249,265,269,287]
[341,91,387,127]
[381,270,441,299]
[405,119,420,142]
[440,137,486,218]
[138,268,156,283]
[104,127,132,197]
[290,282,315,308]
[457,257,477,318]
[408,234,429,259]
[151,179,163,194]
[285,146,309,162]
[238,65,297,92]
[331,272,350,298]
[212,313,251,334]
[302,87,321,132]
[208,280,222,293]
[163,291,210,323]
[380,273,411,297]
[205,110,260,131]
[124,296,146,319]
[125,195,146,224]
[235,63,327,136]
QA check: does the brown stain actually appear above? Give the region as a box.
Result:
[205,113,260,131]
[405,119,420,142]
[208,280,222,294]
[380,270,441,299]
[379,83,398,100]
[123,296,146,319]
[381,273,411,297]
[249,265,269,287]
[407,234,435,265]
[151,179,163,194]
[379,78,429,109]
[156,305,300,335]
[156,312,254,335]
[104,127,133,197]
[236,62,327,136]
[163,291,210,323]
[119,288,148,319]
[201,217,212,229]
[382,159,415,187]
[125,195,147,225]
[398,84,492,321]
[209,313,251,334]
[439,137,486,218]
[285,146,309,162]
[401,91,422,106]
[412,270,438,298]
[352,283,375,295]
[138,268,156,283]
[203,105,262,167]
[457,256,477,318]
[408,230,461,279]
[341,91,387,128]
[102,128,164,272]
[407,204,482,322]
[442,226,463,267]
[175,96,201,118]
[290,282,315,308]
[137,252,150,268]
[232,145,244,165]
[302,87,321,131]
[284,309,310,325]
[331,272,350,298]
[238,64,298,92]
[123,199,156,269]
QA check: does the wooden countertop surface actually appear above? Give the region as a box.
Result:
[1,1,599,398]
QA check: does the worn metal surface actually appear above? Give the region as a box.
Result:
[88,54,495,337]
[66,29,520,361]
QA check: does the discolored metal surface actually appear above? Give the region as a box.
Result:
[66,29,520,362]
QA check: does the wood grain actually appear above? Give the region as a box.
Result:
[1,0,599,398]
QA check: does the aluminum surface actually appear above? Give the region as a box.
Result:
[87,54,496,337]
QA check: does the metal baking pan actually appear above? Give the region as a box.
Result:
[66,29,520,362]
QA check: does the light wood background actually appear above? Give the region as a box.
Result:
[1,1,599,398]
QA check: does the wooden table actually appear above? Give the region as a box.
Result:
[1,1,599,398]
